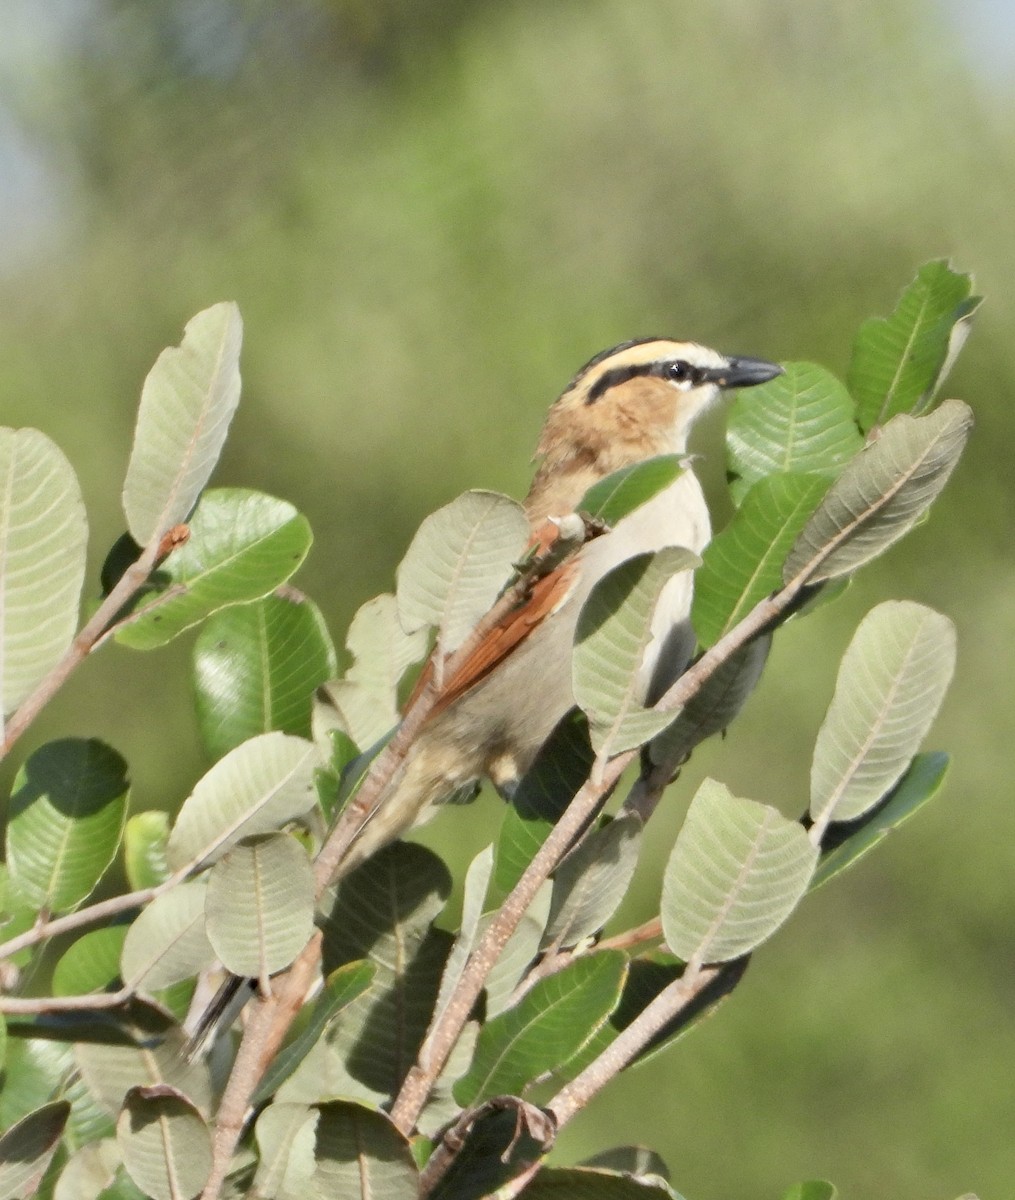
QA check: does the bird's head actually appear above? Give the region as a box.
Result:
[525,338,782,521]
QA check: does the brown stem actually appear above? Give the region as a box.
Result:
[0,987,132,1014]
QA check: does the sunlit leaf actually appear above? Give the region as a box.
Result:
[320,593,427,751]
[194,591,336,760]
[726,363,862,503]
[252,1103,318,1200]
[120,880,212,993]
[810,602,955,830]
[53,1139,122,1200]
[574,548,699,762]
[395,489,529,651]
[0,428,87,716]
[783,400,972,585]
[482,882,552,1018]
[122,302,242,546]
[205,833,315,978]
[53,926,128,997]
[779,1182,839,1200]
[431,846,494,1032]
[116,489,312,650]
[662,779,817,964]
[123,812,171,891]
[454,950,626,1105]
[578,455,684,525]
[849,260,979,431]
[6,739,129,913]
[116,1086,212,1200]
[693,473,830,646]
[166,732,319,871]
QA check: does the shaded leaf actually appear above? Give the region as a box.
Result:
[0,1100,70,1200]
[0,428,87,716]
[395,490,529,651]
[543,813,642,950]
[454,950,626,1105]
[116,1086,212,1200]
[53,926,128,997]
[431,846,494,1033]
[726,363,862,503]
[849,260,979,431]
[120,880,212,993]
[252,1103,318,1200]
[581,1146,670,1182]
[122,302,242,546]
[578,456,684,525]
[693,473,831,647]
[810,602,955,830]
[205,833,315,978]
[783,400,972,585]
[194,591,337,760]
[811,752,949,890]
[574,549,699,763]
[524,1166,683,1198]
[54,1139,122,1200]
[123,812,171,891]
[662,779,817,964]
[320,593,427,751]
[426,1104,549,1200]
[253,962,376,1104]
[6,739,129,912]
[311,1102,417,1199]
[648,637,770,771]
[116,489,312,650]
[166,732,319,871]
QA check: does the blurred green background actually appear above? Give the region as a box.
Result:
[2,1,1013,1196]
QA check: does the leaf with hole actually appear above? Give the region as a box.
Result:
[662,779,817,964]
[122,302,242,546]
[0,428,87,716]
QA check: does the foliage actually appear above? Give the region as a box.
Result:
[0,264,975,1198]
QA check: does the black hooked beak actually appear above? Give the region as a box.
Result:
[702,356,784,389]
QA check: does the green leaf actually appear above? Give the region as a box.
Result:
[783,400,972,585]
[543,813,642,950]
[482,882,552,1018]
[75,1009,213,1120]
[119,880,212,993]
[6,739,129,913]
[116,1086,212,1200]
[166,731,320,871]
[694,473,831,646]
[310,1102,417,1199]
[205,833,315,978]
[648,638,770,772]
[0,429,87,716]
[726,363,862,503]
[779,1182,839,1200]
[0,1101,70,1200]
[580,1146,671,1182]
[810,602,955,830]
[578,455,684,525]
[284,844,452,1105]
[848,260,979,432]
[194,590,337,760]
[424,1104,550,1200]
[53,1139,123,1200]
[320,593,428,751]
[395,489,529,651]
[524,1166,683,1198]
[573,548,699,763]
[811,753,949,891]
[662,779,817,964]
[116,488,313,650]
[53,926,128,997]
[252,1103,318,1200]
[123,812,171,891]
[431,846,494,1032]
[253,962,376,1105]
[494,712,595,896]
[454,950,627,1105]
[122,302,243,546]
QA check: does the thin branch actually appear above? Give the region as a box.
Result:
[597,916,663,953]
[0,987,132,1014]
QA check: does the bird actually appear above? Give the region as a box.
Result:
[335,337,783,873]
[186,338,781,1051]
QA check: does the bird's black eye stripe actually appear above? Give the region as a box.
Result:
[585,357,708,403]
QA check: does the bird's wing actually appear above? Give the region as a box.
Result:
[405,520,580,720]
